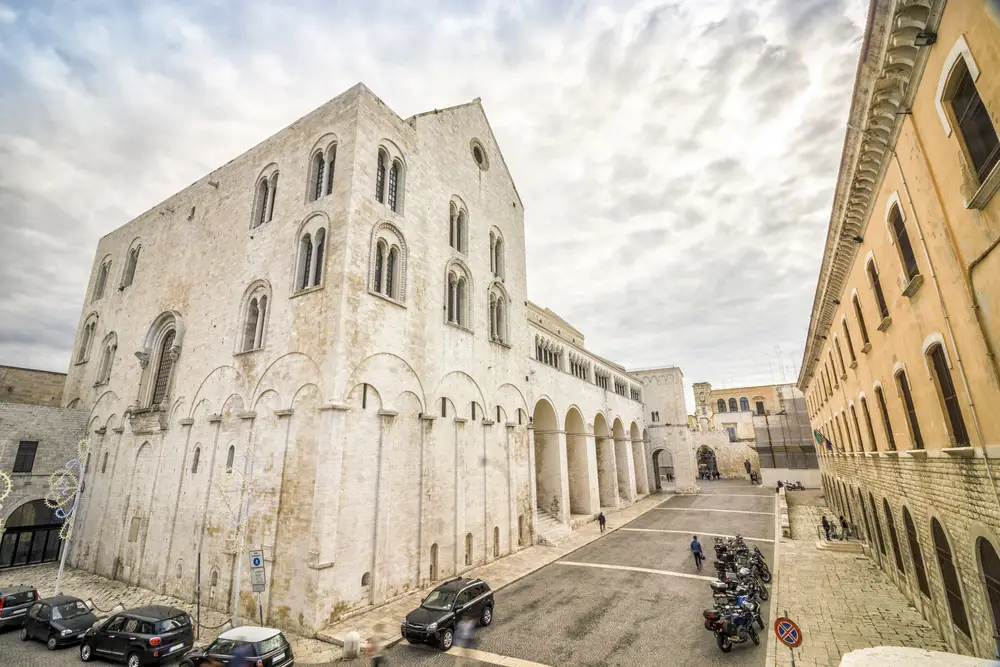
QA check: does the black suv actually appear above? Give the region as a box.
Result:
[401,577,494,650]
[80,604,194,666]
[0,585,38,629]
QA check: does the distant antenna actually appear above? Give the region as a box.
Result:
[766,353,776,386]
[776,346,787,383]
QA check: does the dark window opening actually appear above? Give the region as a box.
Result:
[875,386,896,450]
[896,371,924,449]
[950,64,1000,181]
[904,507,930,597]
[867,262,889,320]
[13,441,38,473]
[929,344,970,447]
[932,519,970,636]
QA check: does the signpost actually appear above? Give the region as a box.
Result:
[249,549,266,625]
[774,615,803,666]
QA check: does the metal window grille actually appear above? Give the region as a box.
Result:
[300,235,313,290]
[12,441,38,473]
[375,151,386,202]
[326,146,336,195]
[951,67,1000,181]
[151,330,176,406]
[932,519,971,636]
[313,154,325,201]
[257,182,269,227]
[386,247,397,298]
[388,162,399,212]
[313,229,325,285]
[374,243,384,293]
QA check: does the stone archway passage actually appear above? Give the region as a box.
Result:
[533,399,565,520]
[630,422,648,495]
[565,408,595,515]
[594,412,617,508]
[696,445,717,479]
[651,449,674,490]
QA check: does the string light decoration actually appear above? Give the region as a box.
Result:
[0,441,13,534]
[45,438,91,541]
[217,430,257,555]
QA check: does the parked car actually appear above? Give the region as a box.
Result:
[180,626,293,667]
[401,577,494,650]
[80,604,194,666]
[0,584,38,629]
[19,595,98,650]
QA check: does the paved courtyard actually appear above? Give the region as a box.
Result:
[766,490,949,667]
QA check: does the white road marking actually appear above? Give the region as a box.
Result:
[555,560,716,582]
[695,493,774,498]
[620,528,774,543]
[410,643,552,666]
[654,507,773,516]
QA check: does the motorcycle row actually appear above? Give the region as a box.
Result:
[702,535,772,653]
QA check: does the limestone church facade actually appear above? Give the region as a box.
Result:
[59,84,695,634]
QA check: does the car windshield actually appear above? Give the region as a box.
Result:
[156,615,190,633]
[52,601,89,620]
[257,633,287,654]
[421,589,457,611]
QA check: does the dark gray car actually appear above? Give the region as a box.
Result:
[0,585,38,629]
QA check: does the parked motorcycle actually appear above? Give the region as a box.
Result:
[782,480,805,490]
[703,598,760,652]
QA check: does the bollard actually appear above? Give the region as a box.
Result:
[342,630,362,659]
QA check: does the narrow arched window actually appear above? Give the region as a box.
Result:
[979,537,1000,637]
[842,320,856,364]
[883,499,904,573]
[255,180,270,228]
[374,241,385,293]
[728,398,738,412]
[375,150,387,203]
[928,344,970,447]
[489,232,496,272]
[904,508,930,597]
[122,248,139,288]
[326,145,336,195]
[299,233,313,291]
[889,206,919,282]
[450,206,458,249]
[268,174,278,220]
[312,228,326,286]
[895,370,923,449]
[447,274,456,323]
[226,445,235,473]
[243,297,260,352]
[946,58,1000,182]
[869,492,886,555]
[932,518,970,636]
[456,211,465,252]
[717,399,726,413]
[493,297,506,343]
[94,262,110,301]
[874,385,896,450]
[101,451,108,474]
[456,277,466,326]
[835,338,847,376]
[465,532,473,566]
[151,330,176,406]
[739,397,749,411]
[850,404,864,452]
[835,414,846,452]
[312,152,325,202]
[489,293,496,338]
[867,260,889,320]
[860,396,877,451]
[852,295,870,346]
[386,246,398,298]
[388,160,400,212]
[495,238,504,278]
[191,447,201,474]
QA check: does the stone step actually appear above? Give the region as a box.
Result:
[535,509,574,546]
[815,540,865,553]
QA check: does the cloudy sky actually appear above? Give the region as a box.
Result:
[0,0,868,408]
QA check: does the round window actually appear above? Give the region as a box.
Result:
[470,140,489,170]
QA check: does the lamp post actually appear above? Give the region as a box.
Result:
[219,430,257,627]
[46,439,90,595]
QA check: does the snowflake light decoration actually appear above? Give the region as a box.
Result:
[0,441,12,534]
[217,430,257,555]
[44,439,90,540]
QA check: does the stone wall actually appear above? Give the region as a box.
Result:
[0,403,90,523]
[819,451,1000,659]
[0,365,66,408]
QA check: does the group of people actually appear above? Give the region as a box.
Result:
[821,515,851,541]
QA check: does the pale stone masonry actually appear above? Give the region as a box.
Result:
[59,83,697,636]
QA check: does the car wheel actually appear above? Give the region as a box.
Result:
[439,628,454,651]
[46,635,59,650]
[128,652,142,667]
[18,626,29,641]
[480,605,493,627]
[80,642,94,662]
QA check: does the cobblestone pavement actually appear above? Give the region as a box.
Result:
[766,490,950,667]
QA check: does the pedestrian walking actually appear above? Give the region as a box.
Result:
[367,623,388,666]
[598,512,606,533]
[839,515,849,541]
[821,515,831,541]
[744,459,752,477]
[454,612,479,666]
[690,535,704,571]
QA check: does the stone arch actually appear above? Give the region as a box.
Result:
[433,371,486,421]
[344,352,426,413]
[369,221,408,303]
[697,444,718,479]
[251,352,323,411]
[594,412,617,507]
[612,418,634,503]
[565,406,594,516]
[928,513,972,639]
[971,522,1000,642]
[186,366,243,420]
[629,421,648,495]
[533,398,565,521]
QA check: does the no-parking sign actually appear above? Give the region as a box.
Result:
[774,617,803,648]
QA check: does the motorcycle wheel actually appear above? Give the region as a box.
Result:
[716,633,732,653]
[756,615,765,630]
[750,627,760,646]
[758,585,770,601]
[759,567,772,584]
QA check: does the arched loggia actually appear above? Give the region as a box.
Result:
[565,407,596,516]
[594,412,617,508]
[533,399,565,521]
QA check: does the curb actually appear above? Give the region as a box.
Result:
[765,490,782,666]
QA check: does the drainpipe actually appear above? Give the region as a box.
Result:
[890,145,1000,516]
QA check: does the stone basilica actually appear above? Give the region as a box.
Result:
[60,84,697,634]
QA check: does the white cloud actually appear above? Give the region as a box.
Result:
[0,0,866,408]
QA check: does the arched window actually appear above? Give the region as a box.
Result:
[97,334,117,384]
[850,404,864,452]
[388,160,401,212]
[874,385,896,450]
[369,222,407,303]
[943,55,1000,183]
[882,499,904,573]
[465,532,473,566]
[932,518,970,636]
[136,312,182,409]
[490,229,505,278]
[191,446,201,474]
[326,144,336,194]
[375,149,387,203]
[93,260,111,302]
[429,543,439,580]
[843,410,855,452]
[450,202,467,251]
[869,492,886,556]
[361,572,371,587]
[842,319,856,365]
[728,398,738,412]
[122,246,140,289]
[860,396,878,451]
[251,167,279,229]
[225,445,235,473]
[867,260,890,321]
[927,343,970,447]
[829,352,838,385]
[903,507,930,597]
[888,205,920,283]
[717,399,726,413]
[739,397,749,412]
[835,414,846,452]
[835,337,847,376]
[494,526,500,557]
[488,283,509,344]
[311,152,325,202]
[254,179,270,228]
[978,537,1000,637]
[239,281,270,353]
[445,261,472,328]
[151,330,176,407]
[852,295,871,347]
[894,369,923,449]
[295,219,326,291]
[299,233,313,290]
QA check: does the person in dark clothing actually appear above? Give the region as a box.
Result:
[744,459,752,476]
[598,512,607,533]
[821,515,831,541]
[839,515,849,541]
[691,535,704,571]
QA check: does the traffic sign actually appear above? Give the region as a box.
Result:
[249,550,264,569]
[249,549,266,593]
[774,617,802,648]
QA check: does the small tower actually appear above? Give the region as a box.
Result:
[693,382,714,431]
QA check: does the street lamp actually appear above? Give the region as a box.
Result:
[45,439,90,595]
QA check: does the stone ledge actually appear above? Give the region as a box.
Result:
[941,446,974,458]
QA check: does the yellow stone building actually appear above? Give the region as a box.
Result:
[798,0,1000,657]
